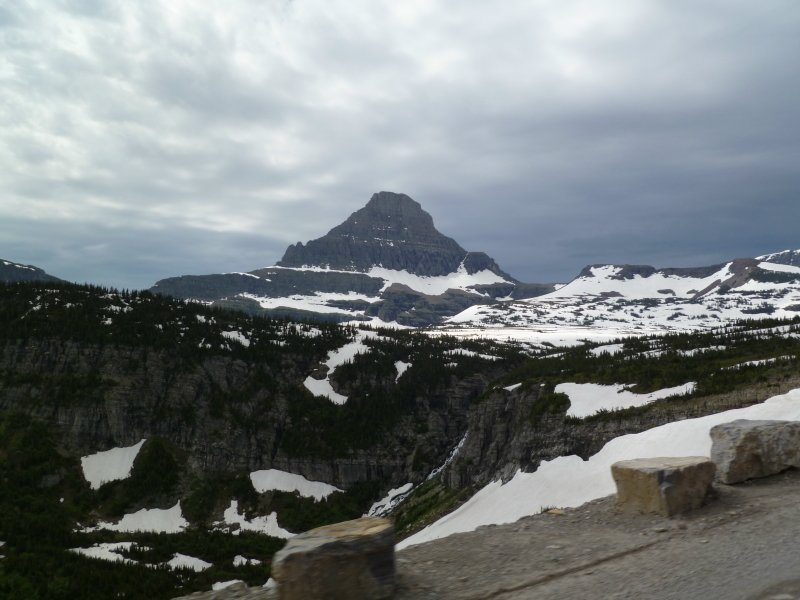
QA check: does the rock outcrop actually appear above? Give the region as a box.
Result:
[271,517,395,600]
[710,419,800,484]
[611,457,715,516]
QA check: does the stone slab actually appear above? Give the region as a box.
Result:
[271,516,395,600]
[611,456,715,517]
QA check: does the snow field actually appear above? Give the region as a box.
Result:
[249,469,342,501]
[83,502,188,534]
[555,382,696,418]
[398,388,800,549]
[69,543,212,572]
[81,439,146,490]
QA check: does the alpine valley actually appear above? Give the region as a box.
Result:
[1,192,799,599]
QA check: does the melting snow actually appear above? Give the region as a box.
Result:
[589,343,625,356]
[395,361,411,381]
[69,542,140,564]
[213,580,245,591]
[81,439,146,490]
[233,555,261,566]
[222,330,251,347]
[503,383,522,392]
[249,469,342,501]
[219,500,294,539]
[303,330,380,404]
[398,388,800,549]
[167,553,212,572]
[367,483,414,517]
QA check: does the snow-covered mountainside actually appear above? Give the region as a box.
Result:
[444,255,800,344]
[0,258,62,283]
[151,192,555,325]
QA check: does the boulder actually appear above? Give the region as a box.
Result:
[710,419,800,484]
[271,517,395,600]
[611,457,716,517]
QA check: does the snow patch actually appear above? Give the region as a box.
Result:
[556,382,696,418]
[218,500,294,539]
[367,483,414,517]
[167,553,212,572]
[249,469,342,501]
[84,502,188,534]
[394,360,411,381]
[81,439,146,490]
[69,542,140,565]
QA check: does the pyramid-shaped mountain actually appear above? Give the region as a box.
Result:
[151,192,554,325]
[279,191,510,278]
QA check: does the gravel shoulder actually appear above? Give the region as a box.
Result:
[177,469,800,600]
[395,468,800,600]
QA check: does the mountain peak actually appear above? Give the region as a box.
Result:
[278,191,484,276]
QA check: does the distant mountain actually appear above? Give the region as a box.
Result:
[759,248,800,267]
[151,192,556,325]
[0,258,62,283]
[447,254,800,336]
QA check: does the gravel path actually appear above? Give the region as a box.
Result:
[395,469,800,600]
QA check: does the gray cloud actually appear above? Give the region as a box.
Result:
[1,0,799,288]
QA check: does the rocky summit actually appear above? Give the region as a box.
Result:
[150,191,554,326]
[279,191,507,278]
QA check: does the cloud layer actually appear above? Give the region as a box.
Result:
[2,0,799,287]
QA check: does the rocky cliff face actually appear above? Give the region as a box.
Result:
[0,282,514,492]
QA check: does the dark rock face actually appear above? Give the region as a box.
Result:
[279,191,478,277]
[0,259,62,283]
[0,337,489,490]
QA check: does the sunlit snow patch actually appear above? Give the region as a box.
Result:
[556,382,696,418]
[249,469,342,501]
[397,388,800,550]
[503,383,522,392]
[81,439,146,490]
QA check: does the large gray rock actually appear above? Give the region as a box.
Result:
[710,419,800,484]
[271,517,395,600]
[611,457,716,516]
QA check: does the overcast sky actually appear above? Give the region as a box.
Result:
[2,0,799,288]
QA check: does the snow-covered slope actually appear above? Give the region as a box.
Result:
[399,387,800,549]
[443,257,800,345]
